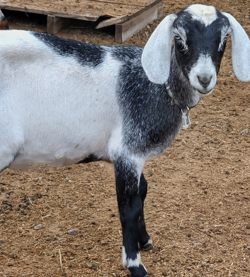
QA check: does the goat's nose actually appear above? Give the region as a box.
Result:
[197,74,212,88]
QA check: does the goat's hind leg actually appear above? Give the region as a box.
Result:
[0,111,23,172]
[0,128,23,172]
[0,146,19,172]
[138,174,153,251]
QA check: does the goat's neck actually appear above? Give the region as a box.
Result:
[167,55,200,109]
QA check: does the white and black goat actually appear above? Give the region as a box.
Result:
[0,4,249,277]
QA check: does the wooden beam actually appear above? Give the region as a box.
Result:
[0,0,151,20]
[115,1,162,42]
[0,5,100,21]
[0,0,163,42]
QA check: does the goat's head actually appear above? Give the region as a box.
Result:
[142,4,250,93]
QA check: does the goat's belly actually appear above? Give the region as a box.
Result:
[9,91,119,168]
[10,133,111,168]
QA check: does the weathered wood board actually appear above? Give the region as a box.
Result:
[0,0,163,41]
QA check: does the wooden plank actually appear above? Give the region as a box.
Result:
[115,1,162,42]
[0,5,100,21]
[0,0,156,9]
[96,15,125,29]
[0,0,155,19]
[0,0,163,41]
[82,0,157,7]
[97,0,161,28]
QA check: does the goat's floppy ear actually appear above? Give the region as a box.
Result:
[141,14,177,84]
[223,12,250,82]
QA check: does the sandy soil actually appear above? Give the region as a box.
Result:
[0,1,250,276]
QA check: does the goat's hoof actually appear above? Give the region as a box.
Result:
[140,238,153,251]
[129,264,148,277]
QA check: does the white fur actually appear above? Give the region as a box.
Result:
[108,125,123,160]
[122,246,127,267]
[188,54,217,93]
[127,256,141,268]
[223,12,250,81]
[0,30,122,169]
[108,128,146,186]
[141,14,177,84]
[146,238,153,246]
[186,4,217,26]
[122,246,146,269]
[219,25,230,51]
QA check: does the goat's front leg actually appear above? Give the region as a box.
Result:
[114,157,148,277]
[138,174,152,251]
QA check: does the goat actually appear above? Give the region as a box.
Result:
[0,4,249,277]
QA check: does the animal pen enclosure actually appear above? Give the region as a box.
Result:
[0,0,162,41]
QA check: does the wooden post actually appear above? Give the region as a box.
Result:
[47,15,69,34]
[115,2,162,43]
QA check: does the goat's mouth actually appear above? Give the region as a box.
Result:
[189,70,217,95]
[197,88,213,95]
[194,86,214,96]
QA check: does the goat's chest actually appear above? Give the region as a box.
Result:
[122,103,183,155]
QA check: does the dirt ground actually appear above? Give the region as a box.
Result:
[0,1,250,276]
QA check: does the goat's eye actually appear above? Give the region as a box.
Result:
[174,35,182,41]
[175,36,188,53]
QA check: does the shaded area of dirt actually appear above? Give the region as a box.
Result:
[0,1,250,276]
